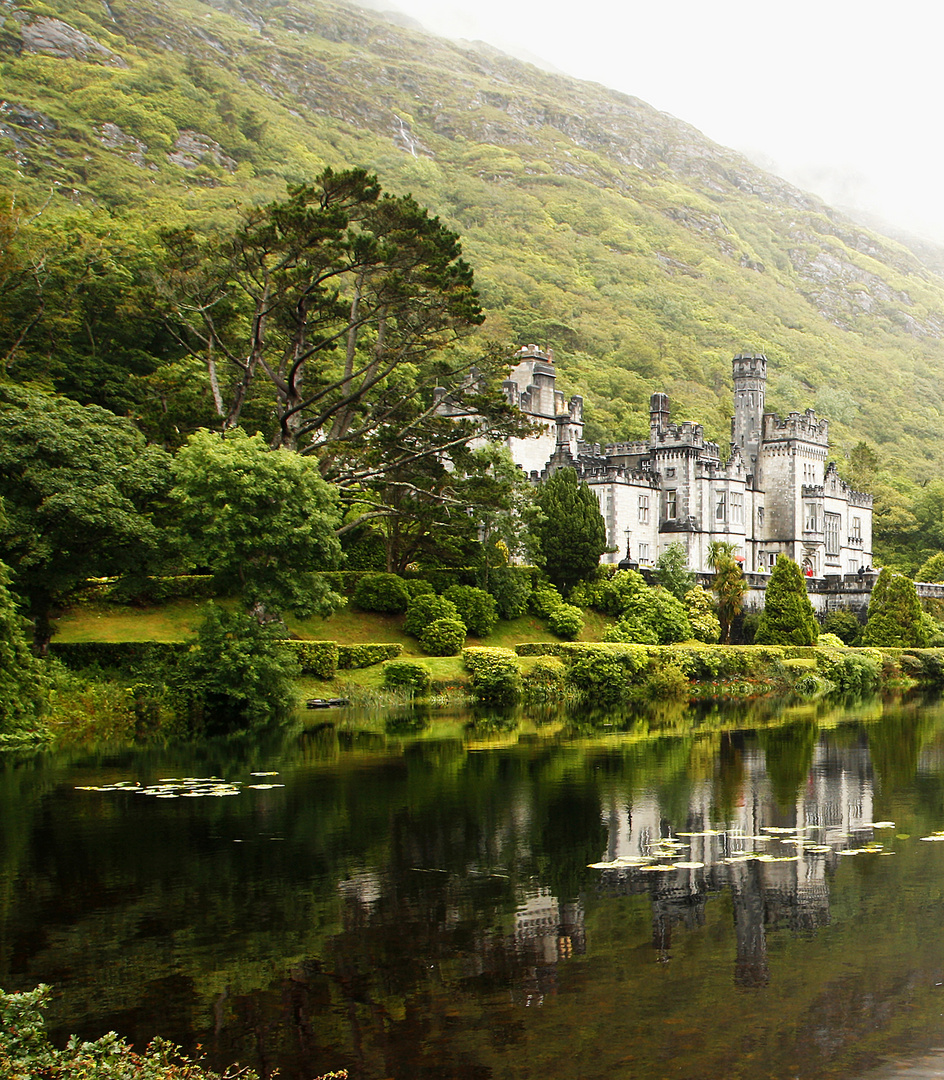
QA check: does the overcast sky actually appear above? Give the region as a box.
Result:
[360,0,944,244]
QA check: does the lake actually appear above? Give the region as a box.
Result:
[4,693,944,1080]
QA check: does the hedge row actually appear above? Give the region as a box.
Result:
[48,641,191,671]
[50,639,402,681]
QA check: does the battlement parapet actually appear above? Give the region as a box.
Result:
[601,441,651,456]
[802,484,824,498]
[732,353,768,380]
[651,421,705,448]
[763,409,829,445]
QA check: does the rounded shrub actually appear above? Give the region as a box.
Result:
[822,609,862,645]
[382,659,432,694]
[404,578,436,599]
[547,602,584,640]
[530,584,564,618]
[403,593,461,637]
[419,618,467,656]
[353,572,411,614]
[443,585,498,637]
[488,565,533,619]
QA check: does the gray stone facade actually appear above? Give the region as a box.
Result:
[503,346,873,578]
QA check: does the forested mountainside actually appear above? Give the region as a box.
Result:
[3,0,944,493]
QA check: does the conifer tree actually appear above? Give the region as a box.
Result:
[862,567,929,647]
[754,556,818,646]
[532,468,607,592]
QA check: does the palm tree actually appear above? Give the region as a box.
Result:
[708,541,748,644]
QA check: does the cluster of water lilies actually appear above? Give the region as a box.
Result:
[588,821,902,872]
[75,772,285,798]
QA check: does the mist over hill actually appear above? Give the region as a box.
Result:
[3,0,944,482]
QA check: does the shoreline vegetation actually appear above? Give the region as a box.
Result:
[13,583,943,750]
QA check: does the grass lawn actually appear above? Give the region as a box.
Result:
[54,599,615,652]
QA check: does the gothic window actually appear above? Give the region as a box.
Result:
[638,495,649,524]
[757,507,764,530]
[715,491,726,522]
[638,543,650,563]
[825,513,841,555]
[731,492,743,525]
[804,502,822,533]
[665,490,677,518]
[852,516,862,540]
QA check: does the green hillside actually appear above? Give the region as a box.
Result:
[3,0,944,482]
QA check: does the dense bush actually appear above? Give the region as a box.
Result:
[381,659,432,693]
[403,594,461,637]
[814,648,881,693]
[602,587,692,644]
[822,609,862,645]
[488,565,533,619]
[684,586,721,643]
[337,643,402,668]
[862,569,930,647]
[353,573,411,614]
[419,618,467,656]
[290,640,339,679]
[566,653,630,702]
[49,641,190,673]
[529,583,565,617]
[180,605,300,731]
[404,578,436,599]
[443,585,498,637]
[547,602,584,639]
[463,647,523,703]
[526,655,567,694]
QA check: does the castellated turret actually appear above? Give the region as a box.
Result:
[731,353,767,470]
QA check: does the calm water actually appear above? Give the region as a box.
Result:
[5,695,944,1079]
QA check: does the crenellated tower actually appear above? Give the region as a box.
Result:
[731,353,767,477]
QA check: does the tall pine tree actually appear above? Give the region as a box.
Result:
[532,468,607,592]
[862,568,929,647]
[754,556,818,645]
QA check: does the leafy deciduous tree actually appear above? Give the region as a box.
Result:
[655,541,695,601]
[170,429,341,622]
[0,386,171,651]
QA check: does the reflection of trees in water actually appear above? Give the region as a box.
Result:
[711,731,746,823]
[868,705,935,792]
[759,720,819,810]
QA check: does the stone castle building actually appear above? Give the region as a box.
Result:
[502,345,873,578]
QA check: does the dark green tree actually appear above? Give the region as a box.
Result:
[655,541,696,601]
[861,567,930,647]
[180,605,300,732]
[754,556,818,646]
[531,468,607,592]
[0,559,47,734]
[0,386,171,651]
[162,169,528,510]
[170,429,342,623]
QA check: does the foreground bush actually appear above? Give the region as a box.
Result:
[381,660,432,694]
[463,647,523,703]
[0,983,259,1079]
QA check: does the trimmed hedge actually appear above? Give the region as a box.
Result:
[48,641,190,672]
[338,643,402,669]
[289,640,339,679]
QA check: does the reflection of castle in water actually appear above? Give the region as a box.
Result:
[598,737,875,986]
